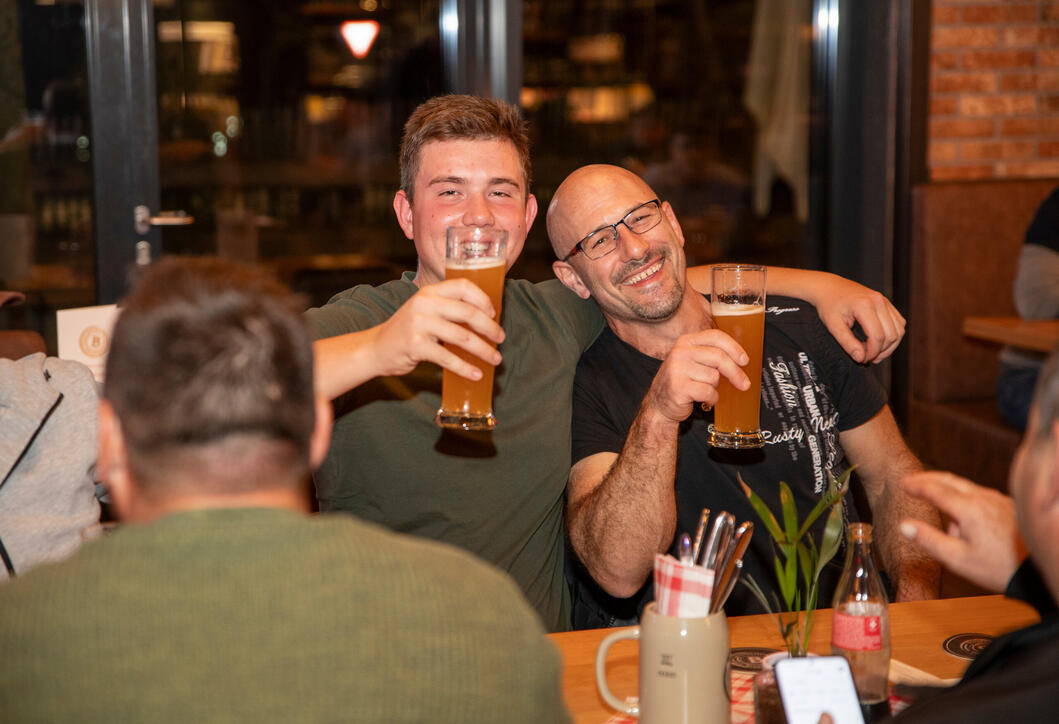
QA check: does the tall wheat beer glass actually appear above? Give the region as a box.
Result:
[708,264,766,448]
[434,227,507,431]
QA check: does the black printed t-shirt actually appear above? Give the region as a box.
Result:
[569,295,887,627]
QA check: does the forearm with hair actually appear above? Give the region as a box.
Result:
[568,402,682,599]
[686,265,839,301]
[841,408,940,600]
[757,267,843,305]
[879,478,941,600]
[865,446,941,600]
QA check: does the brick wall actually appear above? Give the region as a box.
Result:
[929,1,1059,180]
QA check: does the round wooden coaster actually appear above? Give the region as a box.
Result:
[942,633,994,660]
[728,646,782,672]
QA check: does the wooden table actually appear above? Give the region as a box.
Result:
[549,595,1039,724]
[963,316,1059,353]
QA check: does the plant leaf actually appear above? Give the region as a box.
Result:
[741,574,773,612]
[782,549,798,610]
[832,465,856,489]
[801,609,816,653]
[814,501,846,581]
[795,470,850,540]
[797,468,853,534]
[794,493,833,541]
[796,541,813,592]
[780,481,798,542]
[741,575,783,632]
[774,556,792,609]
[805,593,819,655]
[770,589,783,616]
[780,616,796,642]
[740,474,785,543]
[806,581,819,614]
[804,534,819,580]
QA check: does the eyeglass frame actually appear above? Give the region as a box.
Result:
[560,198,663,262]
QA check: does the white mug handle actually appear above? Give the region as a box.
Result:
[595,627,641,717]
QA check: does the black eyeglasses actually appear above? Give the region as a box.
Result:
[560,199,663,262]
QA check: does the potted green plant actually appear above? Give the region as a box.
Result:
[740,468,851,657]
[740,469,851,724]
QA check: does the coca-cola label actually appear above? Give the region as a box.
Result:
[831,612,883,651]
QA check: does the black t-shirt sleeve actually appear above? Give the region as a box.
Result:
[571,330,658,464]
[794,297,888,430]
[571,358,629,464]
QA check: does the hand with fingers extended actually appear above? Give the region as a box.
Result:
[368,278,504,379]
[643,329,750,424]
[898,471,1026,592]
[812,274,906,365]
[313,278,505,401]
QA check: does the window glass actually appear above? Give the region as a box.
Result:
[1,1,93,350]
[1,0,812,350]
[153,0,441,306]
[518,0,811,280]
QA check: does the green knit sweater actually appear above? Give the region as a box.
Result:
[0,507,570,723]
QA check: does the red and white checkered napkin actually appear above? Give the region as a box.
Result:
[653,553,715,618]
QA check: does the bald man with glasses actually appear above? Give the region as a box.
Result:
[547,165,941,627]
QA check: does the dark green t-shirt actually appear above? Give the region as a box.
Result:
[305,273,604,632]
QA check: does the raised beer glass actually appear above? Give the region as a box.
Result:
[707,264,766,449]
[434,227,507,431]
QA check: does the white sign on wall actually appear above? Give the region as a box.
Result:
[57,304,120,383]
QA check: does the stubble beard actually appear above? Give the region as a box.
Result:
[610,252,684,322]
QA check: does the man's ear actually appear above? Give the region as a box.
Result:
[393,190,414,240]
[98,401,134,520]
[524,193,539,233]
[308,395,334,471]
[552,260,592,300]
[661,200,685,249]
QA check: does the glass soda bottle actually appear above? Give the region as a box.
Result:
[831,522,891,717]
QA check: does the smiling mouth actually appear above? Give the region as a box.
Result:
[621,258,663,286]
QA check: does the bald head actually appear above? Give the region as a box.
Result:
[547,164,658,259]
[547,164,691,338]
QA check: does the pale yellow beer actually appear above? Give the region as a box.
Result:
[435,228,507,430]
[708,264,766,448]
[440,258,505,423]
[712,305,765,434]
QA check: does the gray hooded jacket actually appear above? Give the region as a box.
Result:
[0,353,101,579]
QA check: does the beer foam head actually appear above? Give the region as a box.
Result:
[712,302,762,314]
[446,256,506,270]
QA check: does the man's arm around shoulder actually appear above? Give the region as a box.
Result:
[687,265,906,364]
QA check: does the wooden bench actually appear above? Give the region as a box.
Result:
[906,178,1058,492]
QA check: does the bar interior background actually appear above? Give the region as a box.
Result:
[2,0,1057,425]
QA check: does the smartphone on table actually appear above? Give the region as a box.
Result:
[774,655,866,724]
